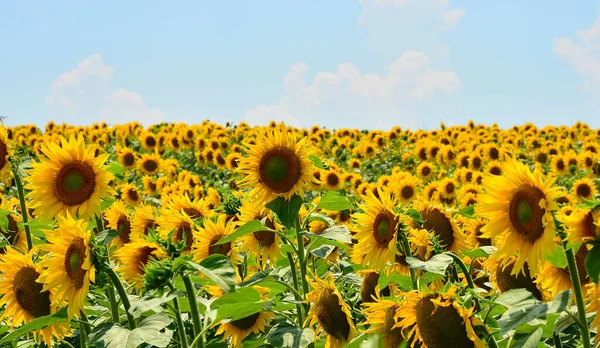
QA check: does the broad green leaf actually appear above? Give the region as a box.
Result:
[463,247,494,260]
[266,321,315,348]
[0,208,11,233]
[188,254,237,293]
[310,245,336,259]
[128,293,176,318]
[304,225,352,244]
[214,300,272,323]
[266,195,303,229]
[545,244,568,269]
[495,289,537,309]
[405,254,453,275]
[96,229,120,247]
[511,328,543,348]
[89,313,173,348]
[0,308,68,345]
[458,205,476,219]
[214,220,275,245]
[306,213,335,227]
[404,208,423,227]
[316,191,353,212]
[212,287,261,308]
[308,155,326,170]
[106,162,125,178]
[378,273,413,292]
[585,245,600,283]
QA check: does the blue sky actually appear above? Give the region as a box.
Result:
[1,1,600,130]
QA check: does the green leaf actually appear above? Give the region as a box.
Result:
[106,162,125,179]
[545,244,568,269]
[0,308,68,345]
[405,254,453,275]
[404,208,423,227]
[89,313,173,348]
[128,293,177,318]
[377,273,413,291]
[585,245,600,283]
[463,247,494,260]
[96,229,120,247]
[306,213,335,227]
[512,328,543,348]
[0,208,11,233]
[214,301,272,323]
[266,321,315,348]
[308,155,326,170]
[304,225,352,244]
[266,195,304,229]
[497,289,571,335]
[212,287,261,308]
[315,191,353,212]
[188,254,237,293]
[458,205,476,219]
[214,220,275,245]
[310,245,336,259]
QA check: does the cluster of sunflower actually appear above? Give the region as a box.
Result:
[1,119,600,347]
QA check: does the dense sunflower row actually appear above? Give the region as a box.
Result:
[0,120,599,347]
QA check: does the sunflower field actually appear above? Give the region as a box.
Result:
[1,120,600,348]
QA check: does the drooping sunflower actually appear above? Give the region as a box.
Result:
[214,286,275,347]
[0,125,13,181]
[237,123,315,205]
[37,213,95,319]
[113,237,168,289]
[477,155,561,275]
[361,297,407,348]
[25,136,112,221]
[305,273,357,348]
[0,247,70,345]
[485,255,546,301]
[192,214,240,264]
[395,287,486,348]
[236,199,281,268]
[103,200,132,248]
[352,188,401,271]
[358,270,392,303]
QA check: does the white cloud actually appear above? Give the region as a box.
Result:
[245,50,460,129]
[45,54,163,125]
[553,4,600,93]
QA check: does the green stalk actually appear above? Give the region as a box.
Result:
[294,217,311,322]
[169,283,189,348]
[107,268,136,330]
[182,274,204,348]
[564,244,591,348]
[11,167,33,250]
[95,216,120,324]
[79,310,90,348]
[553,333,563,348]
[285,252,305,326]
[397,229,418,290]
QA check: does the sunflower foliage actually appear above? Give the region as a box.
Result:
[1,120,600,347]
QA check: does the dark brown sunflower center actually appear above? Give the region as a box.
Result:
[183,208,203,219]
[136,246,157,274]
[175,223,194,251]
[576,184,592,199]
[490,166,501,175]
[339,209,351,222]
[316,288,351,342]
[383,306,404,348]
[0,140,7,171]
[508,186,546,243]
[145,136,156,147]
[474,224,491,247]
[208,235,232,256]
[13,267,51,318]
[127,189,139,202]
[117,215,131,244]
[421,166,431,176]
[401,186,414,200]
[373,211,397,246]
[230,312,260,330]
[327,173,339,187]
[258,148,301,193]
[0,215,20,246]
[55,161,96,206]
[253,230,276,247]
[472,157,482,169]
[490,148,499,159]
[556,159,565,171]
[416,296,474,348]
[496,262,542,300]
[64,237,87,289]
[123,153,135,166]
[143,160,158,172]
[421,208,455,250]
[360,272,390,303]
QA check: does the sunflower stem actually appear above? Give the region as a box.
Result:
[398,229,418,290]
[11,167,33,251]
[168,283,189,348]
[95,215,121,324]
[183,274,204,348]
[553,333,563,348]
[564,244,591,348]
[79,310,90,348]
[294,216,311,321]
[107,268,137,330]
[446,252,481,311]
[285,252,305,326]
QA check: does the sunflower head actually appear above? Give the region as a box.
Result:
[0,125,14,181]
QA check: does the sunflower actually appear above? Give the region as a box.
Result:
[551,155,567,175]
[0,125,13,180]
[193,214,240,264]
[410,201,468,254]
[323,169,342,191]
[537,246,589,297]
[142,176,158,195]
[236,199,281,268]
[572,177,597,202]
[103,200,132,248]
[352,188,401,271]
[0,247,70,345]
[305,273,356,348]
[564,208,600,245]
[0,200,28,252]
[38,213,95,319]
[395,287,486,348]
[158,209,196,253]
[416,162,434,181]
[131,204,159,236]
[408,227,435,261]
[114,237,168,289]
[485,256,545,301]
[585,282,600,346]
[361,298,406,348]
[214,286,275,347]
[139,131,158,150]
[138,153,162,175]
[120,183,142,206]
[477,155,561,275]
[358,270,391,303]
[117,147,137,170]
[25,136,112,221]
[237,123,315,205]
[164,193,211,220]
